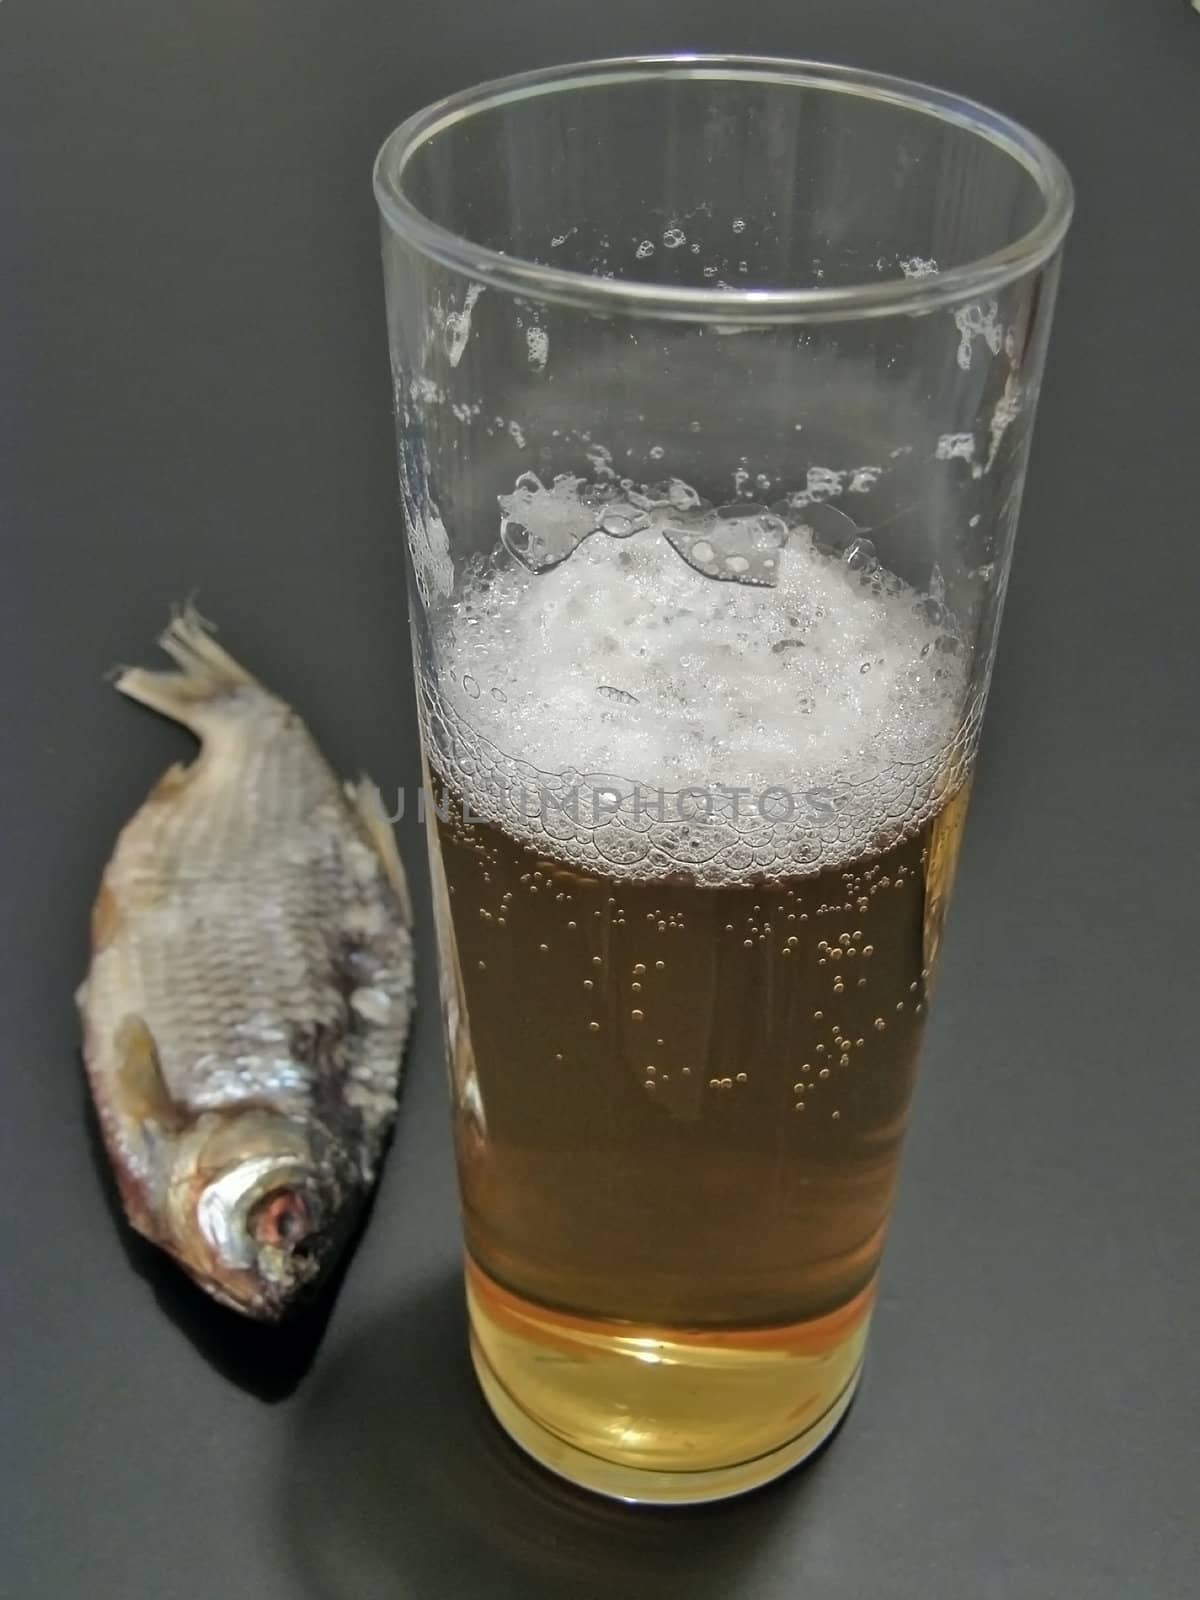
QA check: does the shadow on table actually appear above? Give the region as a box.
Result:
[284,1271,846,1600]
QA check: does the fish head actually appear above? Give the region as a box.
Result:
[167,1110,354,1319]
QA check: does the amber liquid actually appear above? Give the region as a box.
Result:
[431,780,970,1501]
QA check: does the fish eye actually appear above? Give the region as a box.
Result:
[249,1188,311,1250]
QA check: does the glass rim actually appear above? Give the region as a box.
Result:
[373,54,1073,326]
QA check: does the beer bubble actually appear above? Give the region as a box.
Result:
[633,962,646,974]
[874,1017,886,1031]
[736,1072,748,1084]
[655,960,665,969]
[597,682,639,704]
[831,1109,841,1120]
[632,982,642,992]
[477,960,487,970]
[583,979,594,990]
[819,1067,830,1079]
[592,956,603,966]
[632,1010,644,1022]
[840,1053,850,1067]
[539,943,548,952]
[588,1021,600,1032]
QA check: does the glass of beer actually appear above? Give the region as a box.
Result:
[374,56,1072,1504]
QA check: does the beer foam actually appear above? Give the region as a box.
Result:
[426,521,973,882]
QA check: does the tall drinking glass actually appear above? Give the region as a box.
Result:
[374,56,1071,1504]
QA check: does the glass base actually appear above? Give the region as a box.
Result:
[466,1259,871,1505]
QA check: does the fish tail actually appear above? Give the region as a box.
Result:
[116,606,260,728]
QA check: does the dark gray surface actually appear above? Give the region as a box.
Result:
[3,3,1197,1596]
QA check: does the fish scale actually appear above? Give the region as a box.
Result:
[77,610,414,1319]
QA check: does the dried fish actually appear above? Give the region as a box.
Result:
[77,611,414,1319]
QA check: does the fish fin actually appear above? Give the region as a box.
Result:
[89,875,124,952]
[348,776,412,925]
[116,607,260,729]
[147,760,195,803]
[113,1015,187,1134]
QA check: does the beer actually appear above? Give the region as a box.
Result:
[422,500,972,1500]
